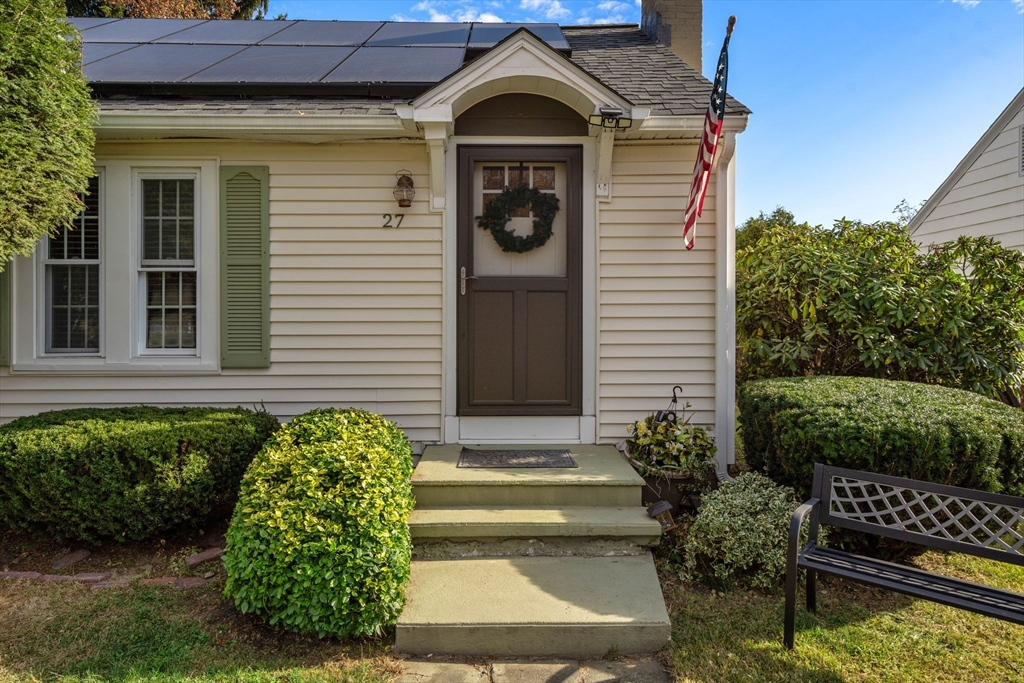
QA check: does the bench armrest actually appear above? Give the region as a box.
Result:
[788,498,821,571]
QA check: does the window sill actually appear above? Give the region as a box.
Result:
[11,361,220,375]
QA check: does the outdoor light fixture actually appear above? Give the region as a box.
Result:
[588,106,632,129]
[647,500,677,533]
[393,170,415,207]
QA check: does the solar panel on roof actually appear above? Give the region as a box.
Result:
[155,19,297,45]
[258,21,383,46]
[67,17,119,31]
[81,42,140,65]
[366,22,470,48]
[322,46,465,84]
[76,18,210,43]
[467,23,570,51]
[186,45,356,83]
[84,43,245,83]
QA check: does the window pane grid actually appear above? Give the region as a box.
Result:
[49,177,100,261]
[141,178,197,352]
[482,165,556,218]
[146,272,196,349]
[143,179,195,263]
[47,176,100,353]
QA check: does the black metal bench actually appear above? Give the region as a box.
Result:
[785,463,1024,649]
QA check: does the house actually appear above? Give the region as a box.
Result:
[0,0,751,656]
[909,87,1024,251]
[0,0,748,476]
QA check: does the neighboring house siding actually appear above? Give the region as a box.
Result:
[597,142,717,442]
[0,140,444,443]
[913,107,1024,251]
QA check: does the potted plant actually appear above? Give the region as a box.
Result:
[623,403,717,511]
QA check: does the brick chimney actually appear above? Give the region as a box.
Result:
[641,0,702,73]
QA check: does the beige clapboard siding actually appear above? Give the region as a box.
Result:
[0,139,444,442]
[915,109,1024,251]
[597,143,718,442]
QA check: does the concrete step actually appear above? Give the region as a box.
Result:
[395,554,671,657]
[413,444,644,507]
[409,506,662,545]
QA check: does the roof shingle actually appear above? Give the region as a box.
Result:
[563,25,749,117]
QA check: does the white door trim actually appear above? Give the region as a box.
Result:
[442,135,598,444]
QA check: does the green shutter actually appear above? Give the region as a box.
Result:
[220,166,270,368]
[0,263,10,366]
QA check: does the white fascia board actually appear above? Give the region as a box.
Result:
[635,114,749,134]
[96,113,412,140]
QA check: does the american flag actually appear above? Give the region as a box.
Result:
[682,17,735,250]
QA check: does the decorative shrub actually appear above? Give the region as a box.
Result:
[0,406,279,543]
[737,218,1024,404]
[684,472,811,589]
[223,408,415,638]
[739,376,1024,500]
[626,405,716,498]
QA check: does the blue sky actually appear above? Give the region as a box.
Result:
[266,0,1024,228]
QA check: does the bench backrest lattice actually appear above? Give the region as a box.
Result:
[813,465,1024,566]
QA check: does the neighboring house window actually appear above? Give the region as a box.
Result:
[44,175,101,354]
[139,177,198,353]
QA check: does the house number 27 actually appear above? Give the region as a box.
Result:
[382,214,405,228]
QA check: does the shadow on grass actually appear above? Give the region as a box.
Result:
[663,557,1024,683]
[0,581,397,683]
[663,573,920,683]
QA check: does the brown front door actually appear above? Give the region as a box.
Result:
[457,145,583,416]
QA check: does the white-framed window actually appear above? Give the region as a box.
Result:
[12,158,219,373]
[42,174,102,355]
[137,174,198,355]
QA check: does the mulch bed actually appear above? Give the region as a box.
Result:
[0,505,233,587]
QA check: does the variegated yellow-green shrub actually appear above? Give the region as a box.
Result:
[223,408,415,638]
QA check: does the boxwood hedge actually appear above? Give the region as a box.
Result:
[223,408,415,638]
[739,376,1024,499]
[0,406,279,542]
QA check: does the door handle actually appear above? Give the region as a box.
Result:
[460,266,478,295]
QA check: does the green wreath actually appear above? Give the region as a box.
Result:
[476,185,560,254]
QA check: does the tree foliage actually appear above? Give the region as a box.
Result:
[737,217,1024,404]
[66,0,269,19]
[0,0,95,268]
[735,207,809,254]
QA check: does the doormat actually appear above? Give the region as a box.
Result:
[457,448,578,469]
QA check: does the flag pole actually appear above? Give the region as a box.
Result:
[681,15,735,250]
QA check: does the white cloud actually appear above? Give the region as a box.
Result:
[952,0,980,7]
[391,13,416,21]
[407,1,504,22]
[1014,0,1024,13]
[456,9,504,21]
[519,0,572,20]
[427,8,454,21]
[596,0,632,12]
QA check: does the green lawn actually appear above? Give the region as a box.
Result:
[0,578,396,683]
[662,551,1024,683]
[2,549,1022,682]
